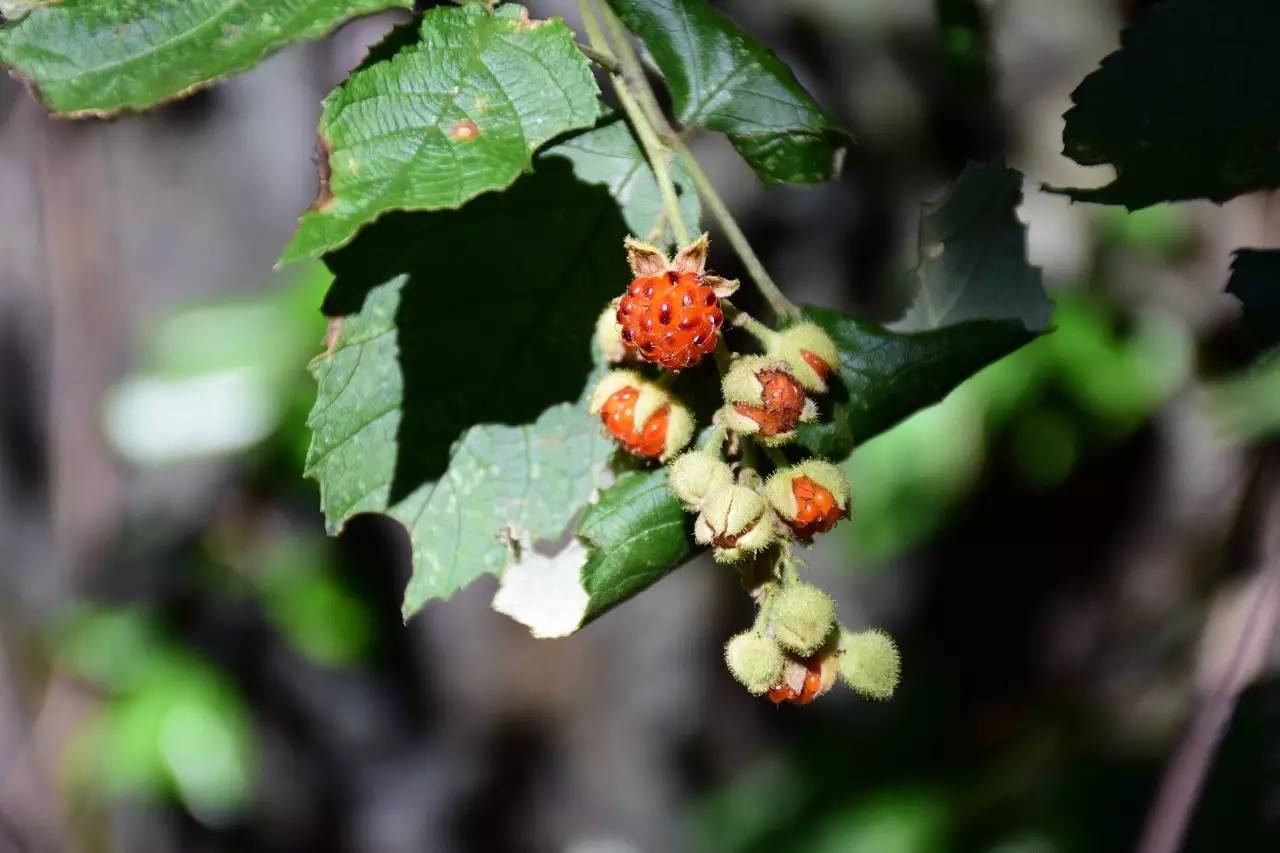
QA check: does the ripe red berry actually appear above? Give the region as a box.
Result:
[787,475,843,538]
[731,368,807,437]
[616,270,724,370]
[599,385,671,459]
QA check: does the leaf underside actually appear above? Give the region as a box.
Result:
[1052,0,1280,207]
[605,0,849,184]
[305,121,698,618]
[0,0,411,116]
[281,3,602,262]
[895,161,1052,334]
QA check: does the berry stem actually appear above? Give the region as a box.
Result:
[723,301,779,347]
[586,0,801,322]
[764,446,789,470]
[580,0,690,245]
[712,340,732,375]
[777,544,801,587]
[699,423,728,456]
[673,143,802,321]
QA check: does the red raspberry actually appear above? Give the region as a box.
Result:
[767,656,823,706]
[599,386,671,459]
[731,369,807,436]
[786,476,842,539]
[616,270,724,370]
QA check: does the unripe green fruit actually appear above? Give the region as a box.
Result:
[695,484,774,562]
[668,452,733,511]
[724,631,784,695]
[838,629,901,700]
[771,582,835,655]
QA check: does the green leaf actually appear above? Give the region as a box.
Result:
[794,308,1034,460]
[578,469,693,625]
[1226,249,1280,358]
[605,0,849,184]
[1051,0,1280,207]
[0,0,411,117]
[281,3,602,262]
[306,123,694,617]
[895,161,1051,333]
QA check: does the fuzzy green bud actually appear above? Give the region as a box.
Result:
[767,323,839,393]
[838,629,901,700]
[724,631,784,695]
[695,484,774,563]
[771,582,836,655]
[667,451,733,511]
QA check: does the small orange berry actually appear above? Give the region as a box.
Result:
[788,476,843,539]
[599,386,670,459]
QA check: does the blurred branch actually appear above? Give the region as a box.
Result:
[1135,469,1280,853]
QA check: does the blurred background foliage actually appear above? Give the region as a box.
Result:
[2,0,1280,851]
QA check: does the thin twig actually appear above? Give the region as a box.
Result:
[1135,480,1280,853]
[673,143,800,320]
[579,0,689,245]
[575,41,621,74]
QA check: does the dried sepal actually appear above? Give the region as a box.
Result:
[623,235,668,277]
[702,274,740,298]
[672,232,710,275]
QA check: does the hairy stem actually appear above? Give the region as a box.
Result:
[723,300,779,347]
[597,3,677,139]
[674,143,800,320]
[580,0,689,245]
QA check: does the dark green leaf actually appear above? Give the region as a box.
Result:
[305,123,696,617]
[895,161,1051,333]
[281,3,602,262]
[1226,249,1280,358]
[0,0,410,117]
[1052,0,1280,207]
[579,469,693,625]
[605,0,849,184]
[794,307,1034,459]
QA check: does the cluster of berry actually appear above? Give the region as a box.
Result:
[588,235,900,705]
